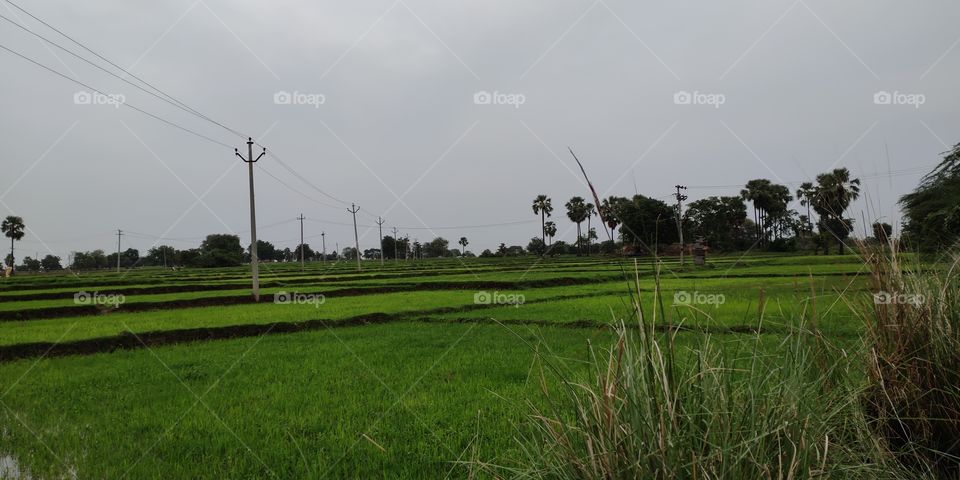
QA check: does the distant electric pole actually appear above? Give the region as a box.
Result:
[376,216,385,267]
[392,227,399,262]
[297,213,306,271]
[116,229,122,273]
[321,232,326,265]
[236,137,266,301]
[347,203,361,271]
[674,185,688,266]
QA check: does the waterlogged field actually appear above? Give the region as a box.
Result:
[0,254,874,478]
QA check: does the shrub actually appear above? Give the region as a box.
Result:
[857,244,960,476]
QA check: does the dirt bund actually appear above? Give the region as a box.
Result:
[0,277,608,321]
[0,313,773,363]
[0,313,395,362]
[0,263,561,297]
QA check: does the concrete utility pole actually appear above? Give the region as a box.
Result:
[347,203,361,271]
[236,137,266,301]
[376,216,385,267]
[297,213,306,271]
[321,232,326,265]
[674,185,688,266]
[392,227,399,262]
[116,229,122,273]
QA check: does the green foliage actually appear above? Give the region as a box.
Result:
[617,194,677,250]
[197,234,244,267]
[683,196,749,251]
[901,143,960,252]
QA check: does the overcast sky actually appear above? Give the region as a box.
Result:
[1,0,957,258]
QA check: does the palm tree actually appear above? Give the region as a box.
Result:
[565,196,588,255]
[584,203,595,255]
[458,237,468,253]
[796,181,816,235]
[601,196,625,241]
[812,168,861,254]
[1,216,25,271]
[740,179,771,244]
[532,195,553,250]
[544,221,557,247]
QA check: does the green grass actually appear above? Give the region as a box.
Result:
[0,253,899,478]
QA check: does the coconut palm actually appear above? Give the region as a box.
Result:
[565,196,588,255]
[1,216,25,271]
[532,195,553,250]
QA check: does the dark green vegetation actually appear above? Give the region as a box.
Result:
[901,143,960,252]
[0,253,950,478]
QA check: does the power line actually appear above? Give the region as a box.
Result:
[0,42,235,149]
[1,3,351,211]
[0,12,248,142]
[0,1,248,141]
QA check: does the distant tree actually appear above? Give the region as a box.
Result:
[107,248,140,269]
[600,196,628,240]
[341,246,358,260]
[811,168,860,254]
[295,243,315,261]
[40,254,62,271]
[248,240,278,262]
[479,249,495,258]
[684,196,748,251]
[424,237,450,258]
[363,248,380,260]
[565,196,588,255]
[551,240,571,255]
[71,249,108,270]
[1,215,25,270]
[584,203,595,255]
[532,195,553,251]
[381,235,409,260]
[618,194,677,252]
[527,237,546,256]
[901,143,960,251]
[146,245,177,267]
[543,221,557,247]
[506,245,526,256]
[872,222,893,244]
[19,256,40,271]
[740,180,791,246]
[459,237,469,253]
[796,182,817,235]
[198,234,244,267]
[497,243,508,257]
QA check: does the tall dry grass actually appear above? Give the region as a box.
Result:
[857,244,960,476]
[478,254,960,479]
